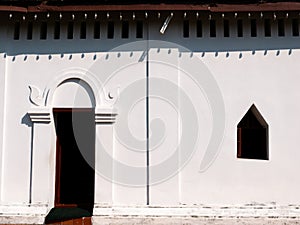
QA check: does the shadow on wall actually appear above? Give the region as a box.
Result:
[21,113,32,127]
[2,38,300,56]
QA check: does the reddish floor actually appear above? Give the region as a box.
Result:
[47,217,91,225]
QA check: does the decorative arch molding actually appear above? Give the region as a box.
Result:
[28,68,119,121]
[44,69,104,108]
[52,78,96,108]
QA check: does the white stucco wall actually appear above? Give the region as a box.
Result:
[0,11,299,222]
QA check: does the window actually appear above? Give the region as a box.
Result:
[183,20,189,38]
[27,22,33,40]
[136,21,143,38]
[40,22,47,39]
[122,21,129,38]
[292,19,299,36]
[13,22,20,40]
[237,104,269,160]
[278,19,285,37]
[107,21,114,39]
[223,19,229,37]
[94,21,100,39]
[54,21,60,39]
[237,19,243,37]
[196,20,202,37]
[80,21,86,39]
[210,20,216,37]
[67,22,74,39]
[251,19,257,37]
[264,19,271,37]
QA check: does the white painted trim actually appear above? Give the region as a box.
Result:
[95,107,117,124]
[0,216,45,225]
[0,205,47,224]
[93,205,300,218]
[28,108,51,123]
[44,69,104,107]
[1,204,300,224]
[92,217,300,225]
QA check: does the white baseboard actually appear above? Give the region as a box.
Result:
[0,204,300,224]
[93,204,300,218]
[0,204,48,224]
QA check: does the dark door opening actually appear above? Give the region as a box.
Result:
[46,108,95,223]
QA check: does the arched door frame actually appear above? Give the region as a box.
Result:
[28,70,117,216]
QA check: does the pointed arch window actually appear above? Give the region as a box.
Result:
[237,104,269,160]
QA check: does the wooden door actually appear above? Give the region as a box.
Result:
[48,108,95,223]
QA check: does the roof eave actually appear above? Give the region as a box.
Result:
[1,2,300,13]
